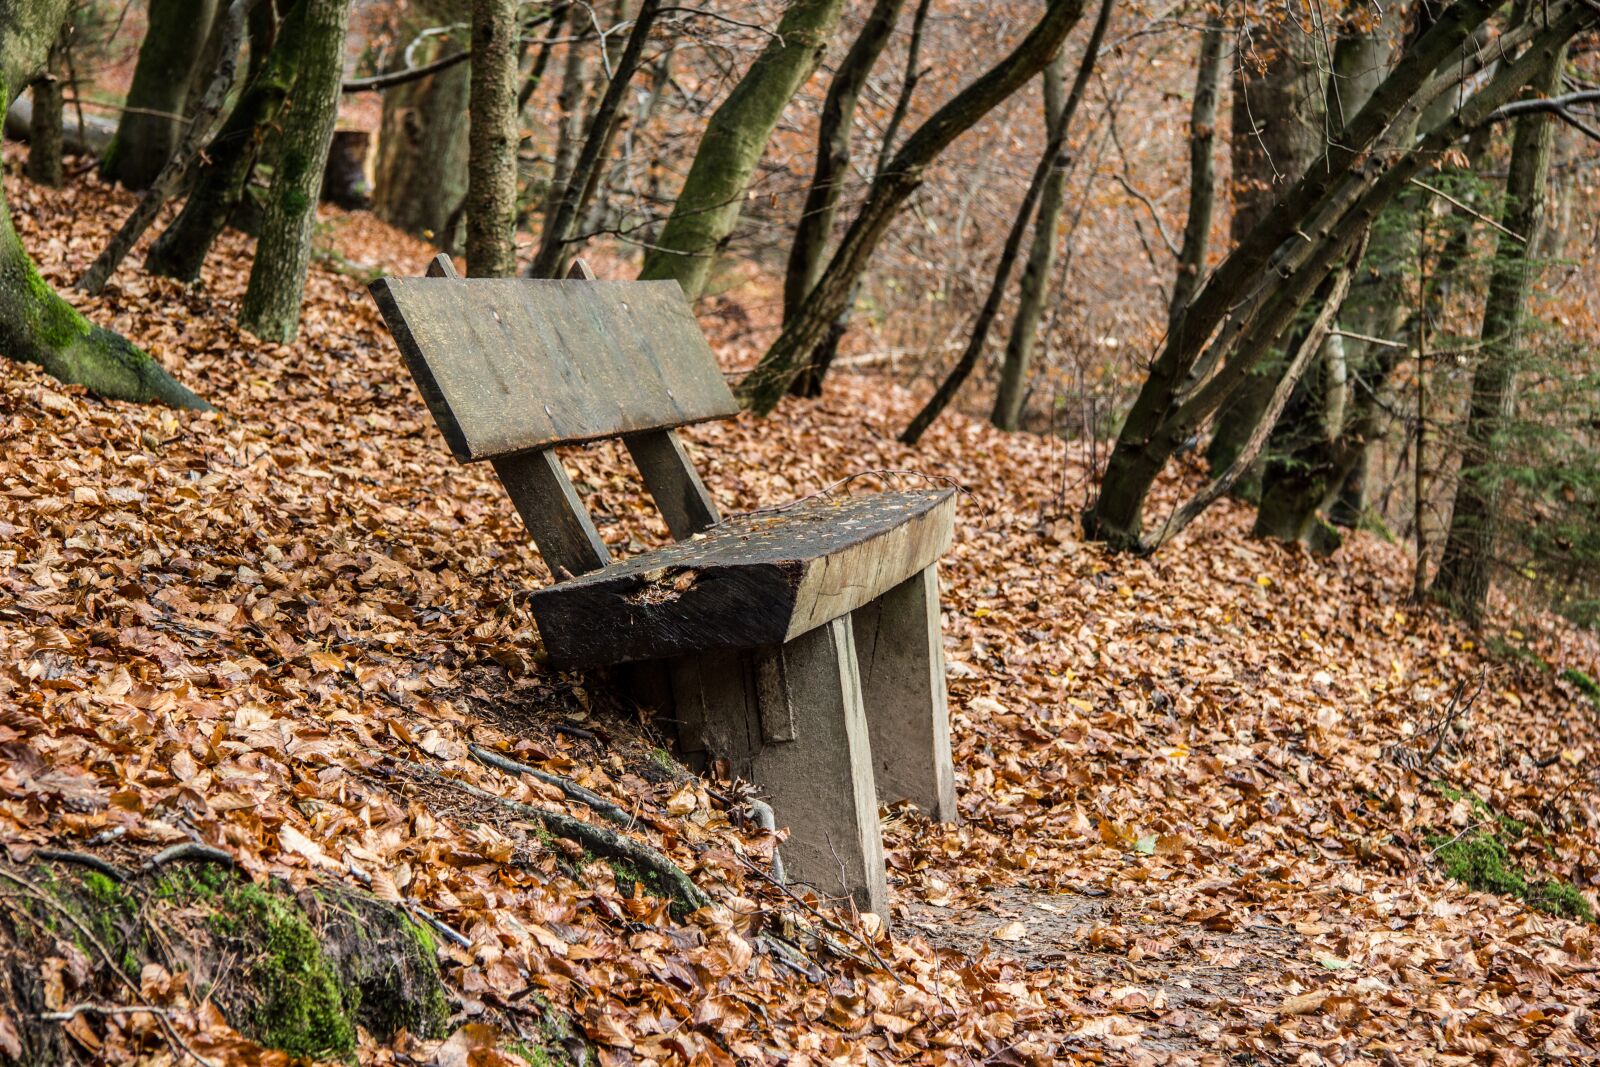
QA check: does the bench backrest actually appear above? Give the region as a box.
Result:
[369,264,738,462]
[370,256,728,582]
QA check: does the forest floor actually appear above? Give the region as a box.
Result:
[2,159,1600,1066]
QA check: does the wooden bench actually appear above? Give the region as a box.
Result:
[369,256,958,916]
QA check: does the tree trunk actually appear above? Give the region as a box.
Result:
[372,0,470,248]
[637,0,848,301]
[739,0,1091,414]
[1431,45,1564,622]
[1082,0,1578,550]
[529,0,662,278]
[23,32,63,186]
[101,0,218,189]
[1165,10,1227,338]
[0,7,208,409]
[145,0,309,282]
[238,0,350,342]
[991,44,1074,429]
[466,0,519,276]
[1202,10,1325,494]
[77,0,253,295]
[783,0,904,328]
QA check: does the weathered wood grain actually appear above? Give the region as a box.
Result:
[492,450,610,578]
[624,430,722,538]
[527,489,955,666]
[368,274,739,461]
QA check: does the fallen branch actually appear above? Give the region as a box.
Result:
[468,744,634,827]
[142,843,236,873]
[33,849,129,883]
[394,759,710,912]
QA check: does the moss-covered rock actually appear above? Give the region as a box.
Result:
[0,858,452,1065]
[1434,832,1594,923]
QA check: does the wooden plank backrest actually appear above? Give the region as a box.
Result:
[373,256,724,582]
[368,265,739,462]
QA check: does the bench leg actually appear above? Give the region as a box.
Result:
[851,563,958,823]
[671,620,889,917]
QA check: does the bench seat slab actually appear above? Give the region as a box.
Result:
[528,489,956,667]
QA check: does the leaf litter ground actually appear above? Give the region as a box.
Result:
[2,161,1599,1065]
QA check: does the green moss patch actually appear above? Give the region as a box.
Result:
[1431,831,1593,923]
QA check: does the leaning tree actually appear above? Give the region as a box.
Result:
[0,0,207,408]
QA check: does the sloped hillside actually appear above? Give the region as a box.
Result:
[2,165,1598,1065]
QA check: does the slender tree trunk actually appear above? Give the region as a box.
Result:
[1431,45,1565,622]
[372,0,470,248]
[516,1,568,112]
[740,0,1090,414]
[145,0,309,282]
[1082,0,1578,549]
[637,0,848,300]
[77,0,252,294]
[0,3,208,409]
[991,0,1113,432]
[792,0,934,397]
[466,0,518,276]
[783,0,904,329]
[1165,10,1226,337]
[529,0,662,278]
[24,32,64,186]
[238,0,350,342]
[101,0,219,189]
[1202,10,1325,494]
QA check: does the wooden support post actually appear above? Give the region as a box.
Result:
[672,621,888,918]
[852,564,957,822]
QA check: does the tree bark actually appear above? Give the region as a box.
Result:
[77,0,252,295]
[23,31,63,186]
[371,0,470,248]
[238,0,350,342]
[637,0,848,300]
[991,0,1114,431]
[739,0,1091,414]
[1431,45,1565,622]
[1165,9,1227,338]
[466,0,519,276]
[0,5,208,409]
[783,0,904,330]
[101,0,219,189]
[529,0,662,278]
[1082,0,1581,550]
[145,0,309,282]
[1202,10,1325,493]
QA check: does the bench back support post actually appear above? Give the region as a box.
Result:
[428,253,612,578]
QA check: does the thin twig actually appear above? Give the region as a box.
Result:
[468,744,634,827]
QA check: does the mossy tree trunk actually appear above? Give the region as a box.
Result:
[239,0,350,342]
[1200,12,1324,498]
[145,0,310,283]
[1164,9,1227,339]
[1081,0,1584,549]
[372,0,470,249]
[637,0,848,301]
[1431,45,1565,622]
[101,0,219,190]
[22,25,63,186]
[465,0,519,276]
[0,3,207,409]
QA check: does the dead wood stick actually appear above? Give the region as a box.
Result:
[34,849,129,883]
[142,843,236,872]
[395,759,710,911]
[468,744,633,827]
